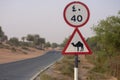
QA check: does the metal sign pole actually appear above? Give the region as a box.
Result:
[74,55,79,80]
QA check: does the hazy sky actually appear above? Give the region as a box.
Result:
[0,0,120,44]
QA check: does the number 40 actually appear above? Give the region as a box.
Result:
[71,15,83,22]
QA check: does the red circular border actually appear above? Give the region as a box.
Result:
[63,1,90,28]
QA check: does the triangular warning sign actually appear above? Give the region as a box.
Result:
[62,28,92,55]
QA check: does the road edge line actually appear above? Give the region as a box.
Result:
[30,55,63,80]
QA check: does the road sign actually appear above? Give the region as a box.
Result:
[63,1,90,28]
[62,28,92,55]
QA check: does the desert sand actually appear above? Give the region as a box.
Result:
[0,48,45,64]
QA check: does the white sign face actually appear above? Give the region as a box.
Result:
[63,1,90,27]
[65,31,89,53]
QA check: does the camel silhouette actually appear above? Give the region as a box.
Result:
[71,41,84,51]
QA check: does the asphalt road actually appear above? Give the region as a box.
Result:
[0,50,62,80]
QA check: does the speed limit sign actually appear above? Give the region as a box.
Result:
[63,1,90,27]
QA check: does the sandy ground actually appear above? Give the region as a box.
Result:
[0,48,45,64]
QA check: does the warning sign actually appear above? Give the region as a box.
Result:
[62,28,92,55]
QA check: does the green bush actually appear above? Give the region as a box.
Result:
[21,46,30,51]
[0,44,4,48]
[55,56,74,77]
[11,47,16,52]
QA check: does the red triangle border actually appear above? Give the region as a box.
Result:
[62,28,92,55]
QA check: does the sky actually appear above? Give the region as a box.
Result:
[0,0,120,44]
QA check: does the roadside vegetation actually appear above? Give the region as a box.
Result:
[40,73,57,80]
[86,11,120,80]
[0,26,61,53]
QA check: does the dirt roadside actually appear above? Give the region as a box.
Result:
[0,48,47,64]
[79,55,94,80]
